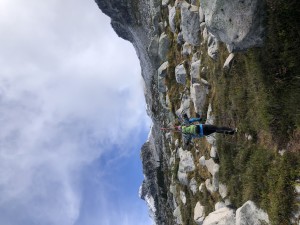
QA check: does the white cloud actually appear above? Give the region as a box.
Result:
[0,0,151,224]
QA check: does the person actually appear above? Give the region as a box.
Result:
[176,113,236,146]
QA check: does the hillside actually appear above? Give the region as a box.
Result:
[96,0,300,224]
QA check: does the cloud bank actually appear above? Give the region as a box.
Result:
[0,0,151,224]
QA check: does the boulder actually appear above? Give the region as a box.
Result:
[158,22,166,34]
[205,159,219,191]
[210,146,217,158]
[200,22,206,33]
[169,6,176,33]
[194,202,205,225]
[190,60,201,83]
[205,158,217,175]
[199,6,205,23]
[215,201,226,210]
[180,2,200,46]
[199,156,206,166]
[199,183,205,192]
[175,64,187,85]
[180,190,187,205]
[207,33,219,60]
[200,0,265,52]
[205,103,215,125]
[148,35,159,59]
[158,61,169,77]
[205,179,215,194]
[219,183,228,199]
[162,0,169,7]
[182,42,192,56]
[236,201,269,225]
[202,27,208,42]
[189,178,198,195]
[192,52,200,63]
[223,53,235,70]
[190,83,209,114]
[158,32,170,63]
[158,76,167,93]
[173,206,183,224]
[177,148,195,185]
[177,32,185,45]
[176,93,191,117]
[203,207,236,225]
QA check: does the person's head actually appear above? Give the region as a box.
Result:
[174,126,181,131]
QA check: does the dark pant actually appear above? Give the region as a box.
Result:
[202,125,235,136]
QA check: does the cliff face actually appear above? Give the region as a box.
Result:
[95,0,174,223]
[95,0,300,224]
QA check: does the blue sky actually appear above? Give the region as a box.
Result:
[0,0,152,224]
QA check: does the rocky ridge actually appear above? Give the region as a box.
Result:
[95,0,299,224]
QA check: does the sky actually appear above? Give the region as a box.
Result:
[0,0,153,224]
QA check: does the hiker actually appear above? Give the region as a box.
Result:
[176,113,236,146]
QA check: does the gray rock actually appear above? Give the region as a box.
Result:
[202,27,208,42]
[170,184,177,195]
[175,0,190,8]
[203,207,236,225]
[201,0,265,52]
[180,190,187,205]
[162,0,169,7]
[191,0,199,6]
[210,146,217,158]
[205,179,215,194]
[219,183,228,199]
[175,64,187,85]
[215,201,226,210]
[158,32,170,63]
[180,2,200,46]
[207,33,219,60]
[192,52,200,63]
[205,103,215,125]
[199,6,205,23]
[176,93,191,117]
[173,206,183,224]
[236,201,269,225]
[178,148,195,185]
[148,35,159,58]
[158,61,169,77]
[205,159,219,191]
[182,42,192,56]
[158,22,165,34]
[169,6,176,33]
[225,198,231,206]
[205,158,217,175]
[177,32,185,45]
[158,75,167,93]
[189,178,198,195]
[200,22,206,32]
[199,183,205,192]
[223,53,235,70]
[190,83,209,114]
[194,202,205,225]
[199,156,206,166]
[190,60,201,83]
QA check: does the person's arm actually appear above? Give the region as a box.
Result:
[189,118,202,123]
[183,113,203,124]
